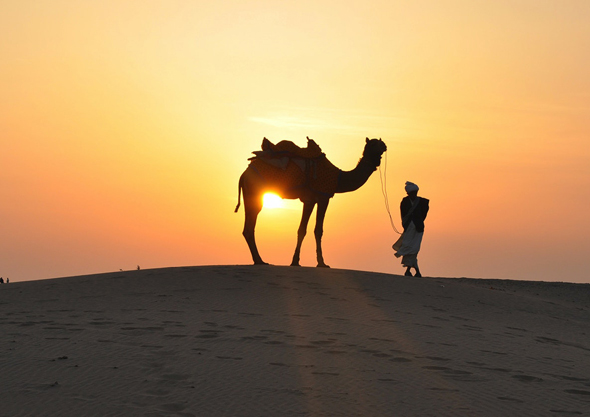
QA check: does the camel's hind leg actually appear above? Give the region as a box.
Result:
[242,196,267,265]
[314,198,330,268]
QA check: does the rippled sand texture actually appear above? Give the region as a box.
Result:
[1,266,589,416]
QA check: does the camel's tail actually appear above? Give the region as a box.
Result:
[234,175,243,213]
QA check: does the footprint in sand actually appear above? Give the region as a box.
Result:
[160,374,191,381]
[423,366,473,377]
[536,336,561,345]
[241,335,268,341]
[512,374,544,383]
[422,356,451,362]
[195,330,222,338]
[424,305,447,313]
[310,340,337,346]
[158,403,187,412]
[450,315,473,322]
[377,378,398,383]
[506,326,527,332]
[423,366,451,371]
[480,350,508,356]
[497,396,524,403]
[551,375,589,382]
[564,389,590,396]
[144,389,170,396]
[369,337,395,342]
[429,387,459,392]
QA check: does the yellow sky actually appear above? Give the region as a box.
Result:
[1,1,589,282]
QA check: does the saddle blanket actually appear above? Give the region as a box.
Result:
[248,155,341,198]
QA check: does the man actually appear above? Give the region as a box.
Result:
[394,181,429,277]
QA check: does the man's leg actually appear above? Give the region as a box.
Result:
[414,260,422,277]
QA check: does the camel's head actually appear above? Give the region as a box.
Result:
[363,138,387,167]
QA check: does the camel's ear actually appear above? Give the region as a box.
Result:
[366,137,369,143]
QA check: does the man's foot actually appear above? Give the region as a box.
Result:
[404,270,413,277]
[415,272,422,277]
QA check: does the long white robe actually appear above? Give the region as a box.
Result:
[394,222,423,268]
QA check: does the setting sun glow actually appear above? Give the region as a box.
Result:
[1,1,590,282]
[263,193,284,209]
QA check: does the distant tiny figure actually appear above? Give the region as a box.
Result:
[5,278,8,284]
[137,265,140,270]
[394,182,429,277]
[0,277,4,284]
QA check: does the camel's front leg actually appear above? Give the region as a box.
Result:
[315,199,330,268]
[291,201,315,266]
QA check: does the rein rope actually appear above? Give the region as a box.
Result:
[379,150,402,235]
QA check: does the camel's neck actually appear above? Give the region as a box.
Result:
[335,155,379,194]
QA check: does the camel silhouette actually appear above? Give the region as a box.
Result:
[235,137,387,267]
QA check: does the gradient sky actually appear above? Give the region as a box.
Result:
[2,1,589,283]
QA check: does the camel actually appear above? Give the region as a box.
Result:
[235,137,387,267]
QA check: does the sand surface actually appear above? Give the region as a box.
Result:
[1,265,589,416]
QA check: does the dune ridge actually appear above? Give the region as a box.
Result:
[1,265,589,416]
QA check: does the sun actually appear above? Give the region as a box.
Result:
[263,193,284,209]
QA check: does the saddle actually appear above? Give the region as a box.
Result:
[250,137,324,161]
[247,137,340,198]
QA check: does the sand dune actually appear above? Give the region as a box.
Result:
[1,266,589,416]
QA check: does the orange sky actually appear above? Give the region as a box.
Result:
[1,1,589,282]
